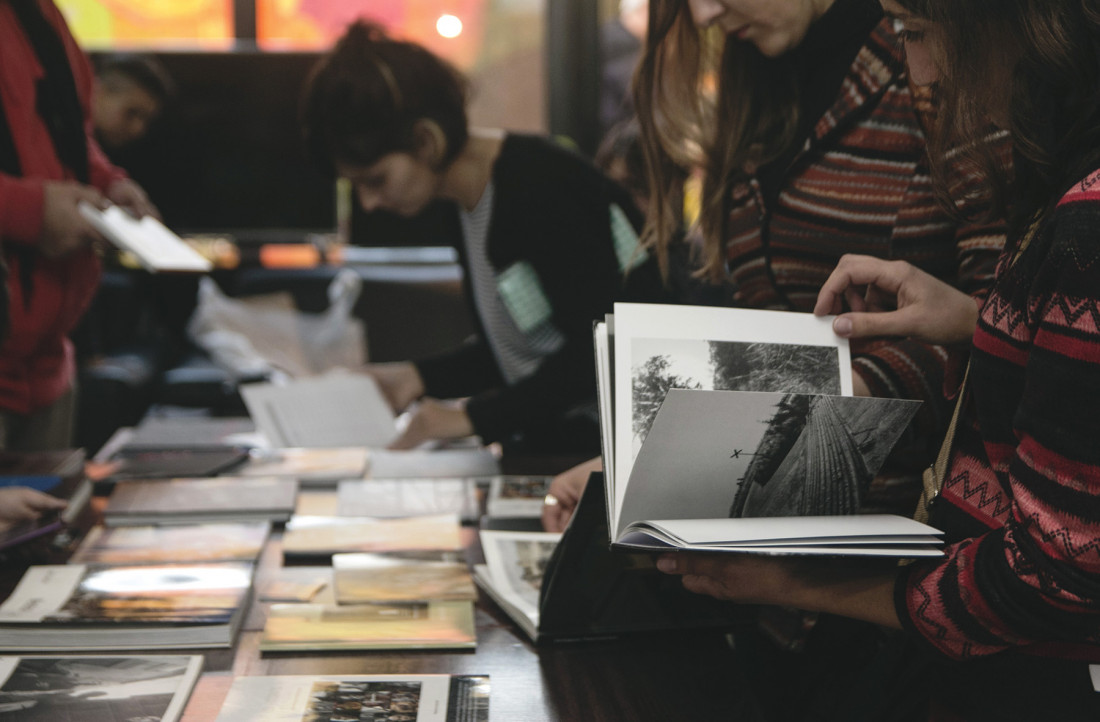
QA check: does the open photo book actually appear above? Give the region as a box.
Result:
[596,304,944,557]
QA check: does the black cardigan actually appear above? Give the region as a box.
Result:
[414,133,667,447]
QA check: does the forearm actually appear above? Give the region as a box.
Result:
[782,564,902,629]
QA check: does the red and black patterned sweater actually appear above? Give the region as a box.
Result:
[897,170,1100,661]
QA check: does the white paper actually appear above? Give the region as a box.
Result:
[611,303,851,530]
[367,448,499,479]
[0,566,85,622]
[241,372,397,448]
[337,478,479,520]
[79,202,212,273]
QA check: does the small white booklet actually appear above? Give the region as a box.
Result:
[78,201,213,273]
[241,372,397,448]
[597,304,943,557]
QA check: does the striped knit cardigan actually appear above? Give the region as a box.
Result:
[898,170,1100,662]
[723,18,1006,439]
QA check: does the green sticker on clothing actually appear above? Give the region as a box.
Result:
[610,203,648,272]
[497,261,554,334]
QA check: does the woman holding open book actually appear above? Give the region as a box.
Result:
[301,22,665,455]
[543,0,1008,530]
[659,0,1100,718]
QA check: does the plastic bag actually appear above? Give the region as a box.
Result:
[186,269,366,380]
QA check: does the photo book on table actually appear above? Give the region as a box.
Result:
[0,562,255,650]
[475,475,753,643]
[71,522,271,565]
[594,304,943,557]
[240,373,397,449]
[214,674,489,722]
[237,446,370,487]
[103,476,298,526]
[337,478,480,523]
[332,551,476,604]
[259,600,477,652]
[0,654,203,722]
[485,475,554,520]
[281,514,464,563]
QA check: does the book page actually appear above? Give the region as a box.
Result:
[616,389,919,538]
[241,373,396,448]
[611,304,852,531]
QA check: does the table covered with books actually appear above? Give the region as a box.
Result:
[0,431,760,722]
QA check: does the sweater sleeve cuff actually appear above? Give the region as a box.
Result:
[893,561,950,659]
[0,178,45,244]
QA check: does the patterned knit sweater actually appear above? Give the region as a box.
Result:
[723,18,1006,437]
[897,170,1100,661]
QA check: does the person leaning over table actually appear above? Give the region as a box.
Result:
[542,0,1008,529]
[0,0,157,452]
[301,22,667,455]
[658,0,1100,718]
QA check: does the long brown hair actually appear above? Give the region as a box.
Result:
[634,0,801,282]
[894,0,1100,233]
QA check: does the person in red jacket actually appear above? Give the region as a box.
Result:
[0,0,156,452]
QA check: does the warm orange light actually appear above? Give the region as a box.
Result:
[436,14,462,38]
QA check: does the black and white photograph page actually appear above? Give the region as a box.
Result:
[610,303,852,528]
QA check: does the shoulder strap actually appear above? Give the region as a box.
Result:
[915,363,969,523]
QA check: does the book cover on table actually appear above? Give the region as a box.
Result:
[214,673,489,721]
[0,561,254,650]
[0,654,203,722]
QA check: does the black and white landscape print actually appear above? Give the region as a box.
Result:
[629,337,842,452]
[615,389,920,534]
[0,655,201,722]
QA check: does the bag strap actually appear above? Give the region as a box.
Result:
[915,363,969,524]
[914,217,1041,524]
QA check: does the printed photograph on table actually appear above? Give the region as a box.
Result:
[0,655,202,722]
[213,674,489,722]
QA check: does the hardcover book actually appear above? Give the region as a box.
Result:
[0,562,255,650]
[71,522,270,565]
[332,551,476,604]
[485,475,554,519]
[259,600,477,652]
[214,674,489,721]
[104,476,298,526]
[0,654,203,722]
[282,514,463,562]
[336,478,480,522]
[237,447,370,487]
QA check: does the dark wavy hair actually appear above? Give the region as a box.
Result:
[301,22,469,176]
[894,0,1100,233]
